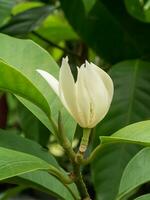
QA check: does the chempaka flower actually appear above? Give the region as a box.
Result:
[37,57,114,128]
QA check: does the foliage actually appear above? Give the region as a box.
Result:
[0,0,150,200]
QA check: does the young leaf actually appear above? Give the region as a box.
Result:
[100,120,150,146]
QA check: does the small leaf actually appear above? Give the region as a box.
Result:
[0,5,55,36]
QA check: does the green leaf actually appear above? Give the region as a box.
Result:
[19,171,77,200]
[0,186,27,200]
[0,129,57,167]
[0,147,50,181]
[0,129,77,200]
[60,0,150,63]
[101,120,150,146]
[17,102,50,146]
[0,0,15,26]
[0,33,76,141]
[0,60,50,117]
[82,0,96,14]
[93,118,150,200]
[0,5,55,36]
[134,194,150,200]
[124,0,150,23]
[92,60,150,200]
[12,2,44,15]
[36,13,78,42]
[118,148,150,199]
[93,120,150,200]
[97,60,150,137]
[91,143,140,200]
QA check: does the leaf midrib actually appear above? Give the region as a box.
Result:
[126,60,139,125]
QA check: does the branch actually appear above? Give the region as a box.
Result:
[32,31,81,58]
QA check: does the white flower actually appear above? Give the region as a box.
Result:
[37,57,114,128]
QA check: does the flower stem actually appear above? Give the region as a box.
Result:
[57,113,91,199]
[73,163,91,200]
[79,128,91,153]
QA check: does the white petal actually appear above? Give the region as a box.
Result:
[91,62,114,103]
[59,57,79,122]
[37,69,59,96]
[77,62,110,128]
[76,64,91,127]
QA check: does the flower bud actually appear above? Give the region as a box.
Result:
[37,57,114,128]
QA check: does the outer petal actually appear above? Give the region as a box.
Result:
[36,69,59,96]
[76,62,109,128]
[91,62,114,103]
[59,57,79,122]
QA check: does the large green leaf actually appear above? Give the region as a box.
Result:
[92,143,140,200]
[0,129,57,166]
[92,120,150,200]
[118,148,150,199]
[0,146,76,199]
[0,33,76,140]
[0,147,50,180]
[60,0,150,63]
[0,0,15,26]
[92,60,150,200]
[96,60,150,137]
[0,60,50,117]
[19,171,76,200]
[124,0,150,23]
[0,129,77,200]
[134,194,150,200]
